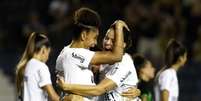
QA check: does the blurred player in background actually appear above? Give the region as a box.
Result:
[16,32,59,101]
[154,39,187,101]
[133,54,155,101]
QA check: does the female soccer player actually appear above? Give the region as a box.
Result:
[16,32,59,101]
[154,39,187,101]
[55,7,129,101]
[57,24,141,101]
[133,54,155,101]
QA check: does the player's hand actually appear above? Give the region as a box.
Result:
[121,87,141,99]
[56,75,65,89]
[112,20,130,32]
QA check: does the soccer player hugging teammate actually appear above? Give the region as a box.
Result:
[55,7,132,101]
[56,8,141,100]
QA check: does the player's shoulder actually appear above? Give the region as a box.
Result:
[69,47,94,55]
[122,53,133,62]
[74,48,93,54]
[162,68,173,74]
[160,68,174,78]
[57,46,69,58]
[126,53,133,59]
[58,46,79,58]
[118,53,134,70]
[28,59,48,70]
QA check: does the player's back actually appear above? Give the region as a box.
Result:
[56,45,96,101]
[24,59,50,101]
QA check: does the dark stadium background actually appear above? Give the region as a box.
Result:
[0,0,201,100]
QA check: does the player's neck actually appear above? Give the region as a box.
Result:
[33,53,44,62]
[171,63,181,72]
[70,40,85,48]
[140,74,150,82]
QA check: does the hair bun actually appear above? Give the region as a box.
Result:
[74,7,101,27]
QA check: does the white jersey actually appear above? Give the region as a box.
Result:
[154,68,179,101]
[23,59,52,101]
[98,53,139,101]
[56,45,96,101]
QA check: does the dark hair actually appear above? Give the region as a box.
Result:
[72,7,101,40]
[16,32,50,96]
[34,33,51,52]
[165,39,187,67]
[123,28,132,52]
[133,54,148,75]
[110,24,132,52]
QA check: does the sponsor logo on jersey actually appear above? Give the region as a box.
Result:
[72,52,85,63]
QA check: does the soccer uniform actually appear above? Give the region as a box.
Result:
[154,68,179,101]
[98,53,139,101]
[56,45,96,101]
[23,59,52,101]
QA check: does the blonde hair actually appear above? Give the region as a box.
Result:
[16,32,50,96]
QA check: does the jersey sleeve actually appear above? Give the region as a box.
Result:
[38,65,52,87]
[70,48,95,69]
[158,70,172,92]
[56,55,64,72]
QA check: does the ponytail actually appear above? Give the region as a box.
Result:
[16,32,36,95]
[165,39,187,68]
[16,32,50,96]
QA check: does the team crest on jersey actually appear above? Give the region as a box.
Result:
[72,52,85,63]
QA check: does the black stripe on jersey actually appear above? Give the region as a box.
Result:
[120,71,131,82]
